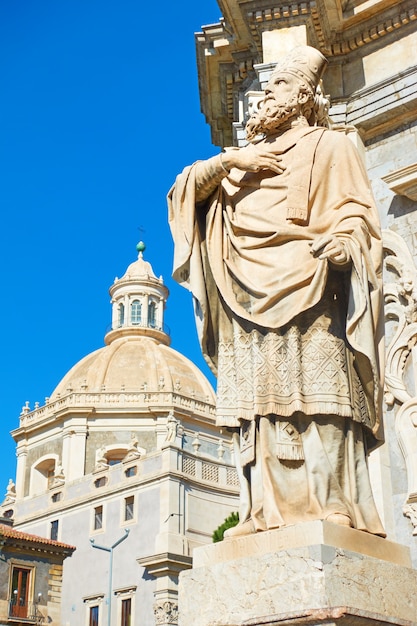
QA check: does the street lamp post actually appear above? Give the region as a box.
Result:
[90,529,130,626]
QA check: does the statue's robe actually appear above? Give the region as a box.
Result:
[168,125,385,534]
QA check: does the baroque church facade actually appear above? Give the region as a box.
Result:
[1,244,239,625]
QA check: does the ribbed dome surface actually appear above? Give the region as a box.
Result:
[50,336,215,402]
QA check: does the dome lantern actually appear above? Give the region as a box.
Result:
[105,242,170,346]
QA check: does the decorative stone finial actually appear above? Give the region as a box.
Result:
[136,241,146,258]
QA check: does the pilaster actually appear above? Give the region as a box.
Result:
[15,444,27,499]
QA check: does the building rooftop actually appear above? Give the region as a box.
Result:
[0,523,75,555]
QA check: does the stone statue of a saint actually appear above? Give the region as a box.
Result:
[4,479,16,503]
[123,434,142,461]
[165,410,179,442]
[6,479,16,497]
[50,462,65,488]
[94,445,108,471]
[168,45,385,537]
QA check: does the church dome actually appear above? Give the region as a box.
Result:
[49,243,215,404]
[50,335,214,402]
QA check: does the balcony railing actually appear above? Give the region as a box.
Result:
[106,320,171,335]
[8,601,45,624]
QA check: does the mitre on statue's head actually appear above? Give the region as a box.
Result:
[270,45,328,91]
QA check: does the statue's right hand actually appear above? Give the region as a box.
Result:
[221,145,285,175]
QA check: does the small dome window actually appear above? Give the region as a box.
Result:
[118,303,125,327]
[131,300,142,325]
[148,301,156,328]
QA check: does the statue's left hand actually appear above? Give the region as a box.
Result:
[309,235,350,266]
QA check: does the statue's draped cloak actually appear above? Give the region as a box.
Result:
[168,127,383,450]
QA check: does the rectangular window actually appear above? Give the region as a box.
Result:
[94,506,103,530]
[50,520,59,541]
[121,598,131,626]
[10,566,31,619]
[89,605,99,626]
[124,496,134,522]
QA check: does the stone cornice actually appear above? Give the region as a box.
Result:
[336,65,417,141]
[12,391,215,436]
[216,0,417,56]
[382,162,417,201]
[104,325,170,346]
[323,1,417,55]
[196,0,417,146]
[137,552,192,577]
[7,452,239,527]
[242,1,320,53]
[196,19,259,146]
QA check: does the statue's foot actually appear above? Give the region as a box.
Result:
[325,512,353,527]
[223,519,256,539]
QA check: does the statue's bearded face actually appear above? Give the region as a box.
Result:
[246,73,310,141]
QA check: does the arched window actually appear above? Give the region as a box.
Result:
[107,449,127,466]
[148,301,156,328]
[30,457,57,495]
[131,300,142,325]
[118,303,125,327]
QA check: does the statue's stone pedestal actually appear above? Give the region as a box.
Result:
[179,521,417,626]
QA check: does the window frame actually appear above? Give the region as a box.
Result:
[122,495,135,524]
[148,300,157,328]
[118,302,125,327]
[124,466,137,478]
[8,561,35,621]
[50,519,59,541]
[89,604,99,626]
[94,476,108,488]
[130,299,142,325]
[84,594,104,626]
[121,597,132,626]
[29,454,59,495]
[92,504,104,533]
[106,445,129,466]
[115,587,136,626]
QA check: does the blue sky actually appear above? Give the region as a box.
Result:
[0,1,222,493]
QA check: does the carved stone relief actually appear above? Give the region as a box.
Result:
[153,600,178,625]
[383,228,417,534]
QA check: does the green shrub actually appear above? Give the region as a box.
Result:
[212,511,239,542]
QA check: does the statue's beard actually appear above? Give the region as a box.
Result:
[246,94,299,141]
